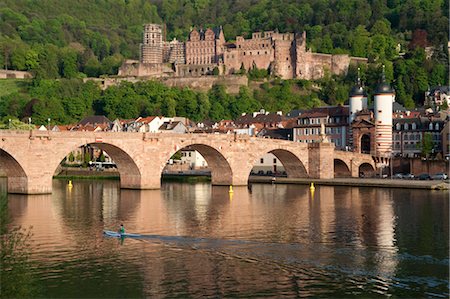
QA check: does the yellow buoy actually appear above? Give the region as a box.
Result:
[229,185,233,193]
[68,180,73,188]
[309,182,315,191]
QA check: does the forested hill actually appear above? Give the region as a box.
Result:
[1,0,448,76]
[0,0,448,124]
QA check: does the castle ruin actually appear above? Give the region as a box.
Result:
[118,23,367,80]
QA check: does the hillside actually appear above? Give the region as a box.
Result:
[0,0,448,123]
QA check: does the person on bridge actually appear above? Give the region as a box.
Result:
[118,224,125,235]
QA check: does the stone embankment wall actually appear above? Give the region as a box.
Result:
[84,75,248,93]
[393,158,450,175]
[162,75,248,93]
[0,70,33,79]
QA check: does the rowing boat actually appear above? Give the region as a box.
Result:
[103,230,141,238]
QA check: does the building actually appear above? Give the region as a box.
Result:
[119,23,367,80]
[292,106,349,150]
[392,116,445,158]
[425,86,450,109]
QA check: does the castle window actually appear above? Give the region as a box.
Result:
[286,57,289,61]
[265,51,267,54]
[258,51,260,55]
[243,52,246,56]
[250,52,252,55]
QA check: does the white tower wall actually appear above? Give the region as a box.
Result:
[374,93,395,156]
[349,95,364,123]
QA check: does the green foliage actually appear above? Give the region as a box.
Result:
[420,132,434,158]
[0,194,38,297]
[83,152,91,167]
[0,0,447,120]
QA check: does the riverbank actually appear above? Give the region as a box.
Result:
[53,169,448,190]
[249,176,449,190]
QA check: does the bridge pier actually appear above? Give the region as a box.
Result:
[308,142,335,179]
[8,175,52,194]
[120,173,161,190]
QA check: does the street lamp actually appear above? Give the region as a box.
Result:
[8,119,11,129]
[28,117,31,125]
[48,118,51,130]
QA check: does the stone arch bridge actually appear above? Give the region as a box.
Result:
[0,130,375,194]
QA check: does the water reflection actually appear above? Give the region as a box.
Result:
[6,179,449,298]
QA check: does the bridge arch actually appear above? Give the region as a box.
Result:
[358,163,375,178]
[0,148,29,193]
[334,159,351,177]
[51,142,142,190]
[248,147,308,179]
[161,143,233,186]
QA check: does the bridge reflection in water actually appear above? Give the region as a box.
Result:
[7,179,448,298]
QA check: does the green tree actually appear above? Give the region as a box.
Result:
[420,132,434,158]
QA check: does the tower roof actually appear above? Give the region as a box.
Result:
[350,68,367,97]
[375,65,395,94]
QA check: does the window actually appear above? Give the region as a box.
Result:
[396,123,401,130]
[435,123,439,130]
[260,158,264,164]
[412,123,416,130]
[404,123,408,130]
[273,158,277,164]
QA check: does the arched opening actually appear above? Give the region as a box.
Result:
[359,163,375,178]
[0,149,28,193]
[54,142,141,189]
[250,149,307,178]
[334,159,351,178]
[360,134,371,154]
[162,144,232,186]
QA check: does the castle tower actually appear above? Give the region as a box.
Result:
[374,65,395,157]
[141,24,163,64]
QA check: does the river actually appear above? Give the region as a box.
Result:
[5,179,449,298]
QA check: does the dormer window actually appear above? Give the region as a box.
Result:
[411,123,416,130]
[396,123,401,130]
[404,123,409,130]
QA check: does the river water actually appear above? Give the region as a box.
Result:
[6,179,449,298]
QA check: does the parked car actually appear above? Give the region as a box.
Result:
[393,173,403,179]
[417,173,431,180]
[402,173,415,180]
[431,173,448,180]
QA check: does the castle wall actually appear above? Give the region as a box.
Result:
[161,75,248,94]
[273,39,294,79]
[0,70,33,79]
[118,61,173,77]
[176,64,218,77]
[163,39,185,64]
[123,23,368,81]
